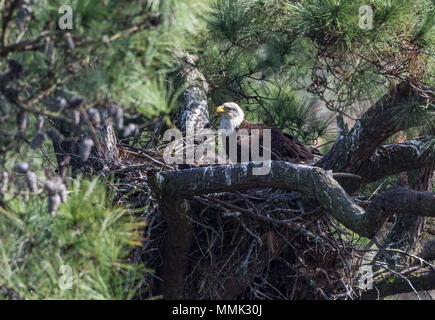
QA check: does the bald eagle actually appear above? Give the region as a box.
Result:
[216,102,315,163]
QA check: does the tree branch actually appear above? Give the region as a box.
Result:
[344,140,435,193]
[419,239,435,261]
[148,161,435,238]
[316,83,431,192]
[362,267,435,300]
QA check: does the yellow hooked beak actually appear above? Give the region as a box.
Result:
[216,105,225,113]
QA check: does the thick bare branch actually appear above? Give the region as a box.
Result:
[344,140,435,193]
[148,161,435,238]
[362,267,435,300]
[359,141,433,184]
[316,84,430,191]
[366,186,435,230]
[419,239,435,261]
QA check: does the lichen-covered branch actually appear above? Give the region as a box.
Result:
[176,51,210,134]
[148,161,435,238]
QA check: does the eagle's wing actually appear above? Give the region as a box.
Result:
[274,131,314,162]
[238,121,314,163]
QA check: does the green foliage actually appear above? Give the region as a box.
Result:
[0,177,147,300]
[201,0,434,139]
[287,0,343,41]
[0,0,434,301]
[208,0,254,44]
[244,79,333,142]
[2,0,210,128]
[420,135,435,163]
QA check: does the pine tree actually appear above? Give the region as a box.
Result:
[1,0,434,300]
[0,0,210,299]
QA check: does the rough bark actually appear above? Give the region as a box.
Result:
[384,166,434,256]
[362,267,435,300]
[366,185,435,231]
[380,129,434,267]
[420,239,435,261]
[148,161,435,239]
[158,199,193,299]
[316,83,430,193]
[148,52,209,299]
[350,141,435,189]
[176,52,210,135]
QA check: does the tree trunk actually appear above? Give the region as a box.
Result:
[386,167,434,255]
[159,199,193,299]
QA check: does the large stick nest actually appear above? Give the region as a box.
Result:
[112,145,369,300]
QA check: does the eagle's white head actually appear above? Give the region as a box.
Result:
[216,102,245,135]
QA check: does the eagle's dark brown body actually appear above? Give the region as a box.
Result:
[226,120,314,163]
